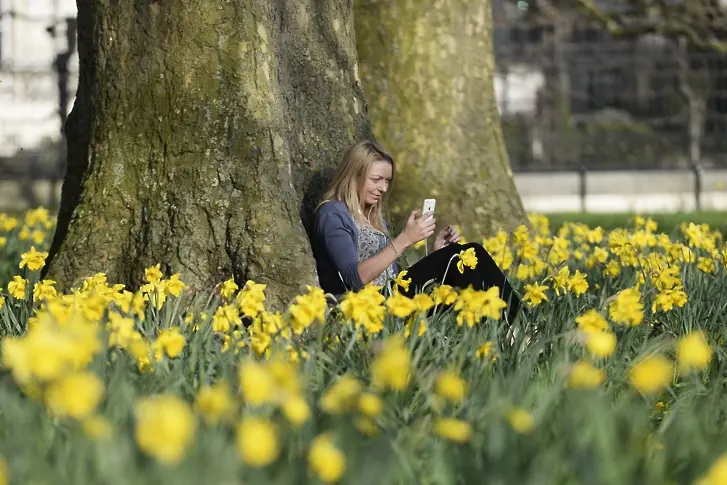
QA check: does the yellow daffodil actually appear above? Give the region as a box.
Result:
[456,247,478,274]
[676,331,712,374]
[628,354,673,395]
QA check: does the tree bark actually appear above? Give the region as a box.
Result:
[45,0,371,309]
[354,0,528,239]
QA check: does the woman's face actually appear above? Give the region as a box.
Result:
[361,160,393,208]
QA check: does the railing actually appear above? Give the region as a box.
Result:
[514,166,727,214]
[1,166,725,215]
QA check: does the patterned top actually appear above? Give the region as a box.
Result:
[354,220,397,287]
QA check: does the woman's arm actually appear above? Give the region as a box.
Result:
[317,205,434,289]
[316,210,365,290]
[359,209,435,284]
[357,233,412,285]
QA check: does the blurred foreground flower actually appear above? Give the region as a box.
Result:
[568,361,605,389]
[237,417,279,467]
[135,394,196,464]
[239,360,276,406]
[371,335,411,391]
[308,433,346,483]
[45,371,104,420]
[283,395,311,427]
[82,415,112,441]
[320,375,362,415]
[585,331,617,359]
[434,417,472,443]
[677,331,713,374]
[0,455,7,485]
[434,370,468,404]
[2,314,102,384]
[506,408,535,434]
[195,381,235,425]
[695,452,727,485]
[628,355,673,396]
[357,392,383,418]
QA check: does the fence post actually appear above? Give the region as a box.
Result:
[579,164,587,213]
[693,163,702,212]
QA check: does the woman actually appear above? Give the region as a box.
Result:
[311,140,522,322]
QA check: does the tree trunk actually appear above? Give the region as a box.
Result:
[354,0,528,239]
[44,0,371,310]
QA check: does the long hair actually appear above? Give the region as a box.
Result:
[319,140,395,233]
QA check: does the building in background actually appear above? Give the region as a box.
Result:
[0,0,77,167]
[0,0,725,213]
[493,0,727,172]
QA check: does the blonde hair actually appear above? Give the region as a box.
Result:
[320,140,395,233]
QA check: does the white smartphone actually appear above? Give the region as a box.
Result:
[421,198,436,220]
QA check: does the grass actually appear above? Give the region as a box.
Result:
[0,209,727,484]
[545,210,727,236]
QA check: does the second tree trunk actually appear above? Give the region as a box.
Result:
[355,0,528,239]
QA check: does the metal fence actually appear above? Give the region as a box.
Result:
[514,167,727,214]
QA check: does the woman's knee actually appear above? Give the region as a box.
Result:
[460,242,488,254]
[429,243,465,260]
[466,242,512,279]
[461,242,494,261]
[445,242,504,276]
[460,242,481,250]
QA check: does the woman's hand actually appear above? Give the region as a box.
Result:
[400,209,436,248]
[433,225,462,251]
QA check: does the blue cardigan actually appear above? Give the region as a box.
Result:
[312,200,399,296]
